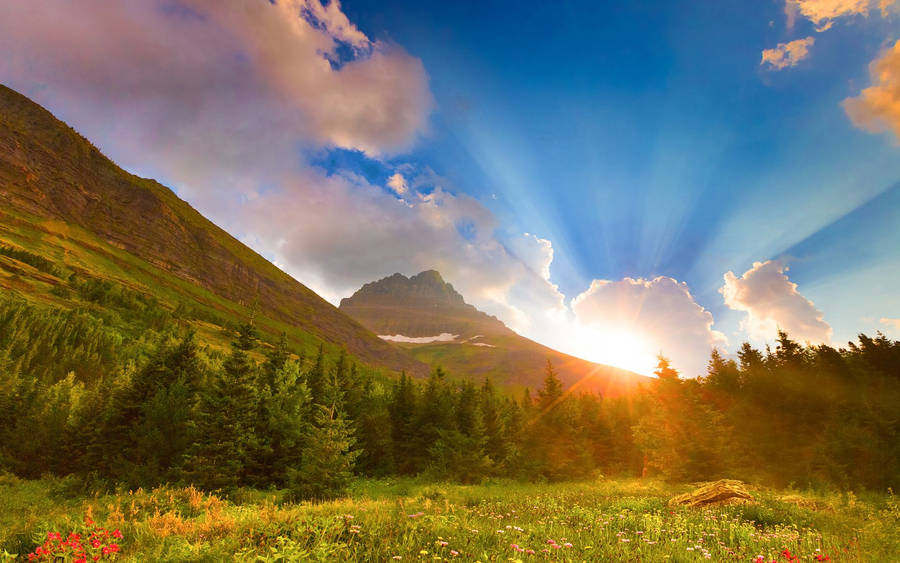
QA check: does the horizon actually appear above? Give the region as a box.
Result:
[1,0,898,376]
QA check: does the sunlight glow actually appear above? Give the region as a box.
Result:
[567,325,657,376]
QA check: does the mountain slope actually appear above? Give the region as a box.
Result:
[341,271,651,394]
[0,84,426,375]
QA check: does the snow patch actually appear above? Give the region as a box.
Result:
[378,333,458,344]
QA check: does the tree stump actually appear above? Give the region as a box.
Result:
[668,479,754,508]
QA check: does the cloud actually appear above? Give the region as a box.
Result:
[761,37,816,70]
[238,169,567,336]
[569,277,727,377]
[506,233,554,281]
[843,40,900,140]
[386,173,408,195]
[0,0,432,193]
[881,317,900,330]
[721,260,833,344]
[786,0,888,31]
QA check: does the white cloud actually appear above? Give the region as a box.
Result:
[0,0,432,198]
[568,277,727,377]
[721,260,833,344]
[239,170,567,336]
[761,37,815,70]
[786,0,890,31]
[386,173,408,195]
[880,317,900,330]
[843,40,900,140]
[506,233,554,281]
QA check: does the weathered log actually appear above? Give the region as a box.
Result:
[668,479,754,508]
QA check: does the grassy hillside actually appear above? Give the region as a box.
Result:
[2,475,896,561]
[0,84,425,376]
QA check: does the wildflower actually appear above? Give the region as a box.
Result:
[392,557,402,560]
[450,550,459,557]
[112,529,123,539]
[563,542,573,548]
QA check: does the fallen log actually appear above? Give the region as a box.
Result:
[668,479,754,508]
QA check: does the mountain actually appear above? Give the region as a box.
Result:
[0,84,426,375]
[339,270,511,338]
[340,271,650,394]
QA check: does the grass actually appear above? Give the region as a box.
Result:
[1,474,896,562]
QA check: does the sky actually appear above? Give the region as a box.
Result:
[1,0,899,376]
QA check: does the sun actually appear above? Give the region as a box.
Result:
[568,325,657,376]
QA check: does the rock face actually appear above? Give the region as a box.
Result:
[668,480,755,508]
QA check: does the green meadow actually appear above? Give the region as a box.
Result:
[2,476,897,562]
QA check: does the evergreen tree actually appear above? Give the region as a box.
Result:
[307,344,327,406]
[480,378,506,465]
[183,323,260,492]
[289,371,359,500]
[536,360,563,411]
[388,372,418,474]
[259,359,311,486]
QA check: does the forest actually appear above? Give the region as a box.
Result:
[2,285,898,500]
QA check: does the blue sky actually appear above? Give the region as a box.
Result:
[2,0,898,375]
[336,0,900,347]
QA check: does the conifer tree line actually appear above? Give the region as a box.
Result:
[1,296,898,498]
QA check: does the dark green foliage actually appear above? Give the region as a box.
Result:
[183,323,261,492]
[1,283,898,492]
[307,344,327,407]
[288,373,359,501]
[0,244,66,278]
[388,372,419,475]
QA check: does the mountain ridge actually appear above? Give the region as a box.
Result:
[340,269,651,394]
[0,83,426,375]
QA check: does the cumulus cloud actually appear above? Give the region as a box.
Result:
[761,37,816,70]
[843,40,900,140]
[0,0,432,196]
[386,173,408,195]
[506,233,555,281]
[238,169,567,335]
[569,277,727,378]
[787,0,889,31]
[881,317,900,330]
[721,260,832,344]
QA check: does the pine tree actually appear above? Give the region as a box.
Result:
[183,323,260,492]
[260,359,311,486]
[263,332,291,390]
[388,372,418,474]
[307,344,327,406]
[289,371,359,501]
[480,377,506,465]
[537,360,563,411]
